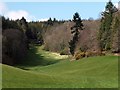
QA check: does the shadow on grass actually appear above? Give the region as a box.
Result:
[16,46,60,68]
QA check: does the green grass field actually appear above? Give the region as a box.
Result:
[2,46,118,88]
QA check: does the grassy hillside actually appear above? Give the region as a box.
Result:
[2,46,118,88]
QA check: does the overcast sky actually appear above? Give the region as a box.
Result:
[0,2,119,21]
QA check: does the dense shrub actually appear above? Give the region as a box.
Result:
[85,51,105,57]
[74,51,105,60]
[74,52,85,60]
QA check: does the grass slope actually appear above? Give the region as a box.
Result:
[2,46,118,88]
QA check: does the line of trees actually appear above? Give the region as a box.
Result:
[2,16,47,65]
[2,17,29,65]
[98,1,120,52]
[2,16,65,65]
[43,1,120,59]
[2,0,120,65]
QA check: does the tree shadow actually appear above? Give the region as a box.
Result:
[16,46,60,68]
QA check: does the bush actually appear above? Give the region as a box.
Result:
[85,52,94,57]
[60,48,70,55]
[74,51,105,60]
[75,52,85,60]
[85,51,105,57]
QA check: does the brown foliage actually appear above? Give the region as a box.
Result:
[76,20,100,52]
[43,20,101,54]
[44,22,72,53]
[75,51,105,60]
[74,52,85,60]
[85,51,105,57]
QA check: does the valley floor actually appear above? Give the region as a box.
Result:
[2,46,118,88]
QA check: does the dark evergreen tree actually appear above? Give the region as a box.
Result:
[2,16,20,30]
[99,0,117,51]
[20,17,28,33]
[53,18,56,22]
[47,17,53,26]
[111,11,120,53]
[69,12,83,55]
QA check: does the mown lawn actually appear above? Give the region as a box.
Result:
[2,46,118,88]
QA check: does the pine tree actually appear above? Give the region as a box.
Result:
[20,17,28,32]
[69,12,83,55]
[47,17,53,26]
[111,11,120,52]
[99,0,117,51]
